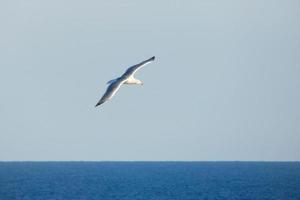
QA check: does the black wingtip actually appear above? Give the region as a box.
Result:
[95,102,102,107]
[151,56,155,60]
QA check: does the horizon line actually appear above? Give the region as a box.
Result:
[1,160,299,162]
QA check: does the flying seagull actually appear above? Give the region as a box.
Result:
[95,56,155,107]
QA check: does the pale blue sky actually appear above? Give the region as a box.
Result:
[0,0,299,161]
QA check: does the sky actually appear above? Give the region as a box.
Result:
[0,0,299,161]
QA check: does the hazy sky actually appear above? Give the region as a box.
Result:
[1,0,299,161]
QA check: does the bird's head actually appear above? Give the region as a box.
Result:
[137,80,143,85]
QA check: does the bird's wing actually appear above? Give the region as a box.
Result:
[121,56,155,78]
[95,78,124,107]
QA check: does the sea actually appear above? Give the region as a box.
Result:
[0,162,299,200]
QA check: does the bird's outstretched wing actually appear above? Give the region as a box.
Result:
[122,56,155,78]
[95,78,124,107]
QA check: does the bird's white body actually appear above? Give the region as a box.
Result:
[124,76,143,85]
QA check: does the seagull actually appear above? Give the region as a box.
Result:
[95,56,155,107]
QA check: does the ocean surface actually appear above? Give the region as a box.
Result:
[0,162,299,200]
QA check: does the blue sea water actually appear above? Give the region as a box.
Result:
[0,162,299,200]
